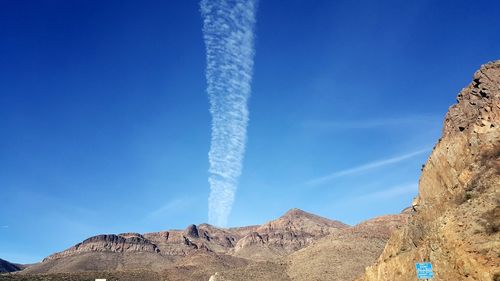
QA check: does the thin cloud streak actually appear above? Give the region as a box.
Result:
[359,183,418,200]
[303,115,441,130]
[147,198,194,219]
[307,148,431,186]
[200,0,258,227]
[333,182,419,209]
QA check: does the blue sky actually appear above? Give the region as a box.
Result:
[1,0,499,263]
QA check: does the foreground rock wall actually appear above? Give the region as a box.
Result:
[359,61,500,281]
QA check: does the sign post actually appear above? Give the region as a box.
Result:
[416,262,434,280]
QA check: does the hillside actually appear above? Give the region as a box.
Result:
[210,214,407,281]
[0,259,21,273]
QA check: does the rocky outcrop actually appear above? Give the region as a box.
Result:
[44,234,160,261]
[185,224,200,238]
[359,61,500,281]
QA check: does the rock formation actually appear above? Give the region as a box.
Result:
[43,234,160,262]
[358,61,500,281]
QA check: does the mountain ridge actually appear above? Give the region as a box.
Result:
[10,208,406,281]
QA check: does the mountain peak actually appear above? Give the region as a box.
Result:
[283,208,308,216]
[278,208,349,228]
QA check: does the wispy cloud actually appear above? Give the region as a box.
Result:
[359,183,418,200]
[333,183,419,210]
[303,115,441,130]
[306,148,431,186]
[146,198,194,219]
[1,225,8,229]
[200,0,258,227]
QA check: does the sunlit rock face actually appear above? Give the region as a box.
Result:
[359,61,500,281]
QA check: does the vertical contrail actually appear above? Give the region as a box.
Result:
[200,0,257,227]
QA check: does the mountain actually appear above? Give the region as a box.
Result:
[19,209,344,275]
[7,209,405,281]
[358,61,500,280]
[231,208,348,260]
[210,214,407,281]
[0,259,21,273]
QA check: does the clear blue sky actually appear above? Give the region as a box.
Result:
[0,0,498,264]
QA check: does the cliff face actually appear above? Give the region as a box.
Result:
[360,61,500,281]
[44,234,160,261]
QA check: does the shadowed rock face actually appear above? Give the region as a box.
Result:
[185,224,200,238]
[358,61,500,281]
[0,258,21,273]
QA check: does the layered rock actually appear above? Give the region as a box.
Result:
[359,61,500,281]
[43,234,160,261]
[232,208,349,260]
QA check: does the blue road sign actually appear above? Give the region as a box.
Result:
[416,262,434,279]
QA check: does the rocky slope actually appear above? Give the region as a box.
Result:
[358,61,500,281]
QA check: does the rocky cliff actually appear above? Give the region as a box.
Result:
[359,61,500,281]
[44,234,160,261]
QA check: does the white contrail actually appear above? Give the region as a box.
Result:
[200,0,257,227]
